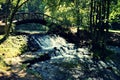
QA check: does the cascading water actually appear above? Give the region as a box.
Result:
[27,34,91,64]
[28,34,78,57]
[36,35,67,50]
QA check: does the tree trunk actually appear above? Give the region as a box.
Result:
[90,0,93,33]
[0,0,29,43]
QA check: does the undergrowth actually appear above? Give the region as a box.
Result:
[92,46,115,60]
[0,35,28,71]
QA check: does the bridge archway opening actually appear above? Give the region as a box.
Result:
[0,12,63,34]
[14,22,50,34]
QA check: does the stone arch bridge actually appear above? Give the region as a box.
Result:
[0,12,63,33]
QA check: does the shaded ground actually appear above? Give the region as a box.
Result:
[0,52,42,80]
[107,32,120,47]
[58,29,120,47]
[0,66,41,80]
[0,35,42,80]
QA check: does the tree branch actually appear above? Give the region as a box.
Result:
[17,0,29,10]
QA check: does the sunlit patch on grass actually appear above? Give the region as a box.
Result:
[0,35,27,58]
[0,35,27,71]
[0,35,3,39]
[109,29,120,33]
[0,55,10,72]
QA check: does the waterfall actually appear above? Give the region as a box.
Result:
[29,34,67,50]
[26,34,91,68]
[28,34,91,60]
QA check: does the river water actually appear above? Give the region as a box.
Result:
[25,34,120,80]
[28,34,91,58]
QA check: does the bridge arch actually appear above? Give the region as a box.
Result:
[0,12,63,33]
[13,12,62,27]
[13,19,59,28]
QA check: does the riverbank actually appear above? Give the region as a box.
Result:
[0,35,42,80]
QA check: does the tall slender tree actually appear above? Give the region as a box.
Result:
[90,0,111,59]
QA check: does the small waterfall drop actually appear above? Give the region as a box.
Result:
[36,34,67,50]
[28,34,89,59]
[28,34,68,51]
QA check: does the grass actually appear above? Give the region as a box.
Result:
[109,29,120,33]
[68,27,120,34]
[0,55,10,72]
[0,35,28,71]
[0,35,27,58]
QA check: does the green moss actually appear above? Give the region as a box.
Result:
[109,29,120,33]
[0,35,27,58]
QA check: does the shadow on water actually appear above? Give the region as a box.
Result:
[55,53,120,80]
[76,53,120,79]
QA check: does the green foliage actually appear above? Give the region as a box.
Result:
[1,0,119,30]
[110,0,120,22]
[20,64,28,69]
[19,0,46,12]
[0,0,5,3]
[0,0,29,39]
[20,43,28,53]
[18,0,91,28]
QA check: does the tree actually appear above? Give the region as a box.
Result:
[18,0,91,28]
[90,0,112,59]
[0,0,29,43]
[0,0,6,14]
[19,0,43,12]
[110,0,120,23]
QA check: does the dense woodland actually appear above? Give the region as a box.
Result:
[0,0,120,80]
